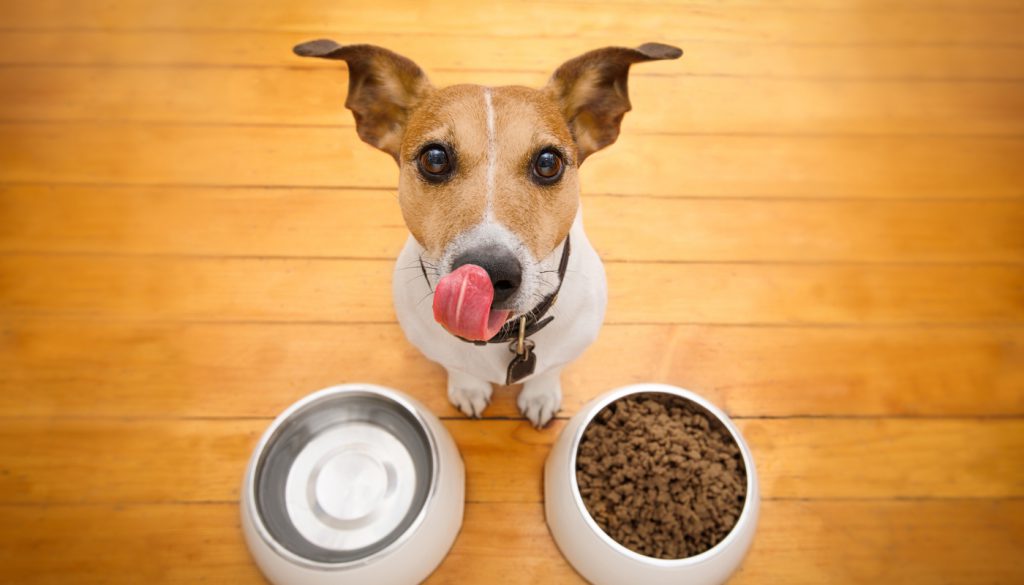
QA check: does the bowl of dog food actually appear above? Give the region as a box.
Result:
[545,383,759,585]
[241,384,465,585]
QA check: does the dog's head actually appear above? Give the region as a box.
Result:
[295,41,681,340]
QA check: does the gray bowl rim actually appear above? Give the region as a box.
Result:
[564,382,758,567]
[243,383,442,570]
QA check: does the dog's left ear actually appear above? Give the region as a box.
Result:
[294,39,433,163]
[544,43,682,163]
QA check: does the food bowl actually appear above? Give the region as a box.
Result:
[545,383,759,585]
[241,384,464,585]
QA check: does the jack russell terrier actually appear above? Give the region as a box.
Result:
[295,40,681,427]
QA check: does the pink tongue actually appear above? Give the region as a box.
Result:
[433,264,512,341]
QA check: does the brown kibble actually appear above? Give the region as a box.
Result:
[575,393,747,559]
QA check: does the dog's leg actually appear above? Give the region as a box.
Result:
[447,368,493,418]
[518,367,563,428]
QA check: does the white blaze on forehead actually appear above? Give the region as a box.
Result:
[483,87,497,219]
[430,87,564,316]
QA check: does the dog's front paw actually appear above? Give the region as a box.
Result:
[447,370,493,418]
[518,375,562,429]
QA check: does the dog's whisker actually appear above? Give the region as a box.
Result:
[406,274,430,286]
[416,290,435,307]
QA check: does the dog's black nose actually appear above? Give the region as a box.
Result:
[452,245,522,304]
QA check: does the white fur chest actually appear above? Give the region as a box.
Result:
[392,215,607,386]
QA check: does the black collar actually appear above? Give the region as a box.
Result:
[426,236,572,346]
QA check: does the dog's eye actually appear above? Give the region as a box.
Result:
[417,145,452,181]
[532,148,564,184]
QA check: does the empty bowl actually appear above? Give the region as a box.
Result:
[241,384,464,585]
[545,383,759,585]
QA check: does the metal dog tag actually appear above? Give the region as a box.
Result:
[506,339,536,385]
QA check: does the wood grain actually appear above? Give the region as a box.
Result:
[2,255,1020,324]
[1,0,1022,582]
[2,319,1021,418]
[4,186,1022,262]
[4,123,1021,198]
[1,500,1021,585]
[2,418,1022,504]
[2,32,1023,81]
[5,66,1024,136]
[4,0,1022,45]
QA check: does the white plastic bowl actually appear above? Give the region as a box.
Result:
[241,384,464,585]
[545,383,759,585]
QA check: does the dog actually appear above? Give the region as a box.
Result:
[295,40,681,427]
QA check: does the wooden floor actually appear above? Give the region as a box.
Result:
[1,1,1023,583]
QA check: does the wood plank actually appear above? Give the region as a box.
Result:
[2,319,1021,418]
[0,503,269,585]
[1,255,1020,325]
[0,500,1022,584]
[3,186,1022,262]
[0,1,1020,583]
[3,32,1021,81]
[2,123,1022,198]
[2,418,1021,503]
[609,262,1023,325]
[571,0,1021,7]
[587,197,1024,263]
[5,66,1024,136]
[2,0,1021,45]
[447,500,1024,585]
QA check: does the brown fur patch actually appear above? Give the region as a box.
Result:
[544,43,682,162]
[399,85,489,257]
[490,86,578,259]
[399,85,579,260]
[295,41,680,260]
[293,41,433,161]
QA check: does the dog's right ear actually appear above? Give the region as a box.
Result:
[544,43,682,163]
[294,40,433,163]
